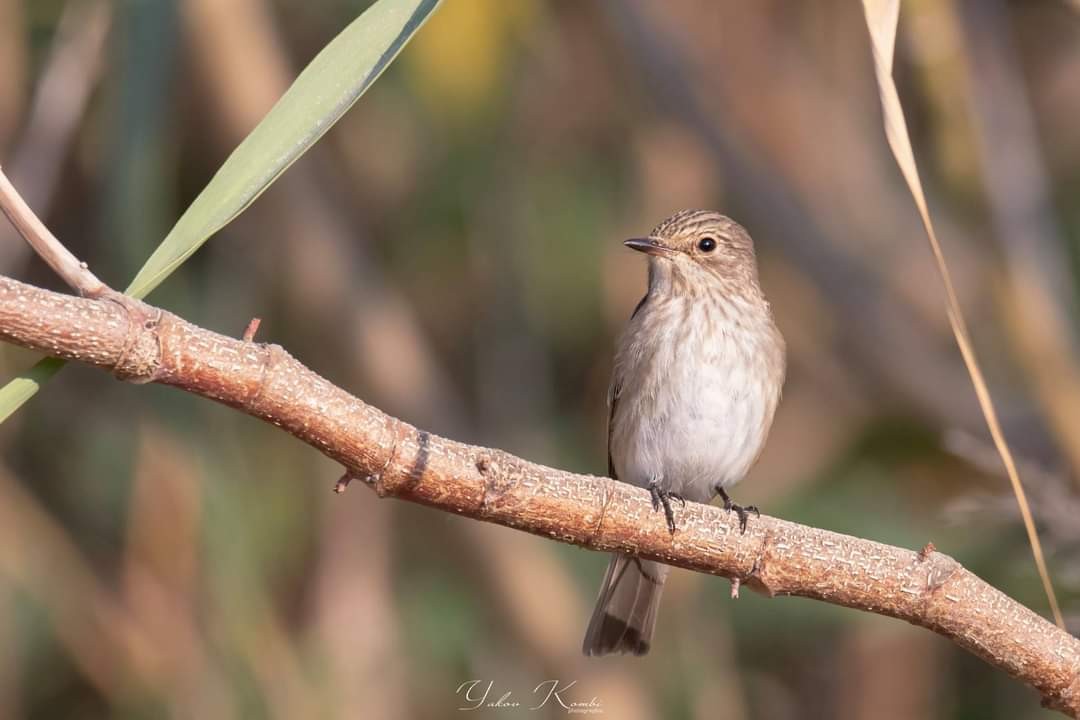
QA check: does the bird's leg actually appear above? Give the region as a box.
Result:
[648,479,679,535]
[716,487,759,534]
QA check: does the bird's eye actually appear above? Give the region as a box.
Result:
[697,237,717,252]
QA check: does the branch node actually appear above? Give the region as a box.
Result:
[588,478,617,549]
[924,552,961,597]
[108,295,164,384]
[244,342,285,411]
[475,450,522,515]
[1043,675,1080,716]
[361,434,400,498]
[747,528,776,597]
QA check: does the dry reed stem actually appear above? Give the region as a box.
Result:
[860,0,1064,628]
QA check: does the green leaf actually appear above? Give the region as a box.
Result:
[0,0,442,421]
[0,357,65,424]
[127,0,442,299]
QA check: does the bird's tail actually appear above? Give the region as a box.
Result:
[582,553,668,656]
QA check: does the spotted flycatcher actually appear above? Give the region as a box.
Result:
[583,209,786,656]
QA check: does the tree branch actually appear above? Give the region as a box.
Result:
[0,274,1077,716]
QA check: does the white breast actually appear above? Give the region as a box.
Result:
[608,292,783,504]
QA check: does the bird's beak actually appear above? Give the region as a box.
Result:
[623,237,675,257]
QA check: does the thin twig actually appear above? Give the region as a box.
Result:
[0,274,1077,716]
[242,317,261,342]
[0,167,108,297]
[333,472,353,494]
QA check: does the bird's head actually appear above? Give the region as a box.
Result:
[624,210,760,295]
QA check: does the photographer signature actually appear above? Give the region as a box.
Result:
[456,679,603,714]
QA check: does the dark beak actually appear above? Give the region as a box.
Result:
[623,237,675,257]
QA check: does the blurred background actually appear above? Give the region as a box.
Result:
[1,0,1079,717]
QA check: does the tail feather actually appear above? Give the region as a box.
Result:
[582,554,668,656]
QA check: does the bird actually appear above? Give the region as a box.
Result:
[582,209,786,657]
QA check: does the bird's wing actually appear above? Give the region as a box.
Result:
[607,377,620,479]
[607,294,649,479]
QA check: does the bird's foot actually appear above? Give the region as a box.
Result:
[648,482,682,534]
[717,488,759,534]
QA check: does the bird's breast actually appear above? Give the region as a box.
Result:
[609,295,783,502]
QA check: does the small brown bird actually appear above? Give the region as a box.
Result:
[583,210,786,656]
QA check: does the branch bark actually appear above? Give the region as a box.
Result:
[0,274,1078,716]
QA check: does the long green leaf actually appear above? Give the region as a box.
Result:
[128,0,440,298]
[0,0,441,422]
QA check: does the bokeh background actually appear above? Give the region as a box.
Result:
[1,0,1079,718]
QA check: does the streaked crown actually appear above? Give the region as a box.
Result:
[650,210,755,259]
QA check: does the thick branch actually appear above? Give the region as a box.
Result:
[0,274,1078,716]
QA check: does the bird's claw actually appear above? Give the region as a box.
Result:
[718,488,759,534]
[729,503,759,534]
[648,482,680,535]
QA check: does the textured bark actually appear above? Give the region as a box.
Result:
[1,274,1078,716]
